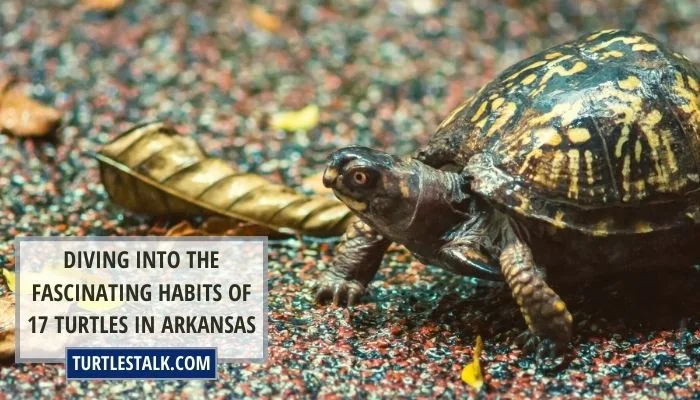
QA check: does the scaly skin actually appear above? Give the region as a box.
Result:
[314,218,389,306]
[500,242,572,359]
[315,146,573,361]
[314,30,700,363]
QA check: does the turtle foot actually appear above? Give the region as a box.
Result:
[313,274,365,307]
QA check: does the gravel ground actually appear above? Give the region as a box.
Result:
[0,0,699,398]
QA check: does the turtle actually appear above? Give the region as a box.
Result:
[313,29,700,359]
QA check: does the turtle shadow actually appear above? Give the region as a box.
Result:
[562,267,700,338]
[350,267,700,345]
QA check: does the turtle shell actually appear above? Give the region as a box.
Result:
[418,30,700,236]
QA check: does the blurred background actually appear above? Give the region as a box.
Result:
[0,0,697,193]
[0,0,698,397]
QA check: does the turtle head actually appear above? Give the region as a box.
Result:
[323,146,421,230]
[323,146,463,239]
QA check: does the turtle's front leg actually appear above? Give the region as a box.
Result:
[500,241,573,358]
[314,218,390,306]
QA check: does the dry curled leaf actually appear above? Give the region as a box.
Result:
[0,77,14,95]
[302,170,333,197]
[93,122,352,237]
[81,0,124,12]
[249,6,282,33]
[0,80,61,137]
[165,221,205,237]
[200,216,275,236]
[271,104,320,132]
[2,269,15,293]
[165,218,275,237]
[461,335,484,390]
[0,296,15,363]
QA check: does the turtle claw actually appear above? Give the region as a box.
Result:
[515,330,538,354]
[313,275,365,307]
[535,339,560,362]
[514,330,569,367]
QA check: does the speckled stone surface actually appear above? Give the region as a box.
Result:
[0,0,698,398]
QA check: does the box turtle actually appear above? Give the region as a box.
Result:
[314,30,700,359]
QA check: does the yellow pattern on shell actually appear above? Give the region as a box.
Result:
[491,97,505,110]
[470,101,488,122]
[533,127,562,146]
[504,60,548,82]
[528,100,585,127]
[632,43,658,52]
[588,35,642,52]
[639,110,673,191]
[544,52,564,60]
[551,151,566,190]
[518,148,543,175]
[486,102,517,137]
[567,128,591,143]
[531,61,588,97]
[438,97,473,129]
[660,129,682,187]
[621,154,632,201]
[618,75,642,90]
[689,77,699,92]
[585,29,619,42]
[673,73,699,127]
[567,149,580,199]
[521,74,537,85]
[584,150,595,185]
[600,50,624,60]
[634,140,643,161]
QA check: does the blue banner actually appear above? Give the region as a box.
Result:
[65,348,217,380]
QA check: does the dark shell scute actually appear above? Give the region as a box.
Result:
[422,30,700,234]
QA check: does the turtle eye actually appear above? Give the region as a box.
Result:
[353,171,368,185]
[347,168,376,188]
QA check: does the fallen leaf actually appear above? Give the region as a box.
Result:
[270,104,320,132]
[0,77,14,95]
[249,6,282,33]
[81,0,124,12]
[92,122,352,237]
[461,335,484,390]
[165,221,206,237]
[199,216,275,236]
[0,84,61,137]
[2,270,15,293]
[199,217,242,235]
[0,296,14,363]
[302,170,333,196]
[226,222,276,236]
[165,217,277,237]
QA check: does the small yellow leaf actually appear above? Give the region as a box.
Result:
[461,335,484,390]
[81,0,124,12]
[270,105,320,132]
[301,170,333,196]
[249,6,282,33]
[2,270,15,293]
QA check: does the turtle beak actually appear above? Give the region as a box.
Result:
[322,167,338,187]
[324,146,397,189]
[324,147,363,188]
